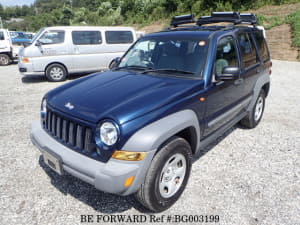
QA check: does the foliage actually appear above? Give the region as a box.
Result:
[0,0,300,31]
[286,9,300,58]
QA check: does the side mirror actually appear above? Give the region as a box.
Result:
[109,57,121,70]
[217,66,240,80]
[35,40,42,46]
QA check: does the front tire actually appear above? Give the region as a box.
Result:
[0,54,11,66]
[135,137,192,212]
[45,64,67,82]
[240,89,265,128]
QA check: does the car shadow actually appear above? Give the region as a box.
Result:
[38,124,239,214]
[22,75,48,83]
[38,156,151,213]
[21,74,86,84]
[21,72,99,83]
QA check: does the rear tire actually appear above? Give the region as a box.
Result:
[45,64,67,82]
[0,54,11,66]
[135,137,192,212]
[240,89,265,128]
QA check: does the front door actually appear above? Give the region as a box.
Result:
[204,35,244,137]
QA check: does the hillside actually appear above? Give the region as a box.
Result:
[139,2,300,61]
[1,0,300,61]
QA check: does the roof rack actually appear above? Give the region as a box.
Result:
[168,12,258,29]
[240,13,258,25]
[170,14,196,27]
[197,12,242,25]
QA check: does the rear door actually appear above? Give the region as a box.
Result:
[71,30,104,72]
[236,31,262,104]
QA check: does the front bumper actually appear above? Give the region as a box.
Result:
[30,120,155,195]
[18,61,44,76]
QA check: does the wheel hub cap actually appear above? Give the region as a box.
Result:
[50,67,63,80]
[159,153,187,198]
[254,96,263,121]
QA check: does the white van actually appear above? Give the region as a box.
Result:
[0,29,18,66]
[18,26,137,81]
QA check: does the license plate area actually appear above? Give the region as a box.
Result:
[43,150,63,175]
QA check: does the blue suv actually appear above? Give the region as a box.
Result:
[30,12,271,212]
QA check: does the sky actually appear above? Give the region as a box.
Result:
[0,0,35,6]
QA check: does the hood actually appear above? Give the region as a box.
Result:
[47,71,204,124]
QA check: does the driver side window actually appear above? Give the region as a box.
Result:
[215,36,238,75]
[39,30,65,45]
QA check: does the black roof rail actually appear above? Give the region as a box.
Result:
[167,12,258,30]
[170,14,196,27]
[240,13,258,25]
[197,12,241,26]
[196,12,258,26]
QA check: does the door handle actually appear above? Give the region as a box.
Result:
[234,78,244,85]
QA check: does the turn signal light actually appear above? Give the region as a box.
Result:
[22,57,30,63]
[112,150,146,161]
[124,176,135,187]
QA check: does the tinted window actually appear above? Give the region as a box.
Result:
[105,31,133,44]
[215,36,238,74]
[238,32,258,68]
[38,30,65,45]
[72,31,102,45]
[0,31,4,40]
[254,31,270,62]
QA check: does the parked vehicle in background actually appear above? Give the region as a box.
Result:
[10,31,31,45]
[30,12,271,212]
[18,26,137,81]
[0,29,18,66]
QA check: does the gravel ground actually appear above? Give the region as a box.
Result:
[0,60,299,225]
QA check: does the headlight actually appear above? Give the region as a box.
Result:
[100,121,119,146]
[41,98,47,117]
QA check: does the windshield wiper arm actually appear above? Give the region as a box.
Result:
[142,68,195,75]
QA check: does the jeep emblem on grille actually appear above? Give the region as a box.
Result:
[65,102,74,110]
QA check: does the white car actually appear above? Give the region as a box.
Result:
[18,26,137,81]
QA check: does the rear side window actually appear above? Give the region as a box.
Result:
[105,31,133,44]
[238,32,258,68]
[254,31,270,62]
[38,30,65,45]
[0,31,4,40]
[72,31,102,45]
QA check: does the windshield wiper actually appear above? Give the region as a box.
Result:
[114,65,152,71]
[141,68,195,75]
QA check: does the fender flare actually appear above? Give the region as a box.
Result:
[122,109,200,152]
[247,72,270,111]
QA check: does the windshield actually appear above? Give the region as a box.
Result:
[118,36,208,78]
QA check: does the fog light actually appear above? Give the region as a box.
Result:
[124,176,135,187]
[112,150,146,161]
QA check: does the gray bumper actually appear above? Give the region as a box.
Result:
[18,61,44,76]
[30,120,155,196]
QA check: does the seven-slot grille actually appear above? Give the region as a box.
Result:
[43,109,95,155]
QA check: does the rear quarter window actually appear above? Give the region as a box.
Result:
[105,31,133,44]
[253,31,270,62]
